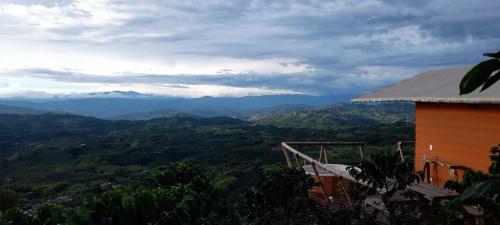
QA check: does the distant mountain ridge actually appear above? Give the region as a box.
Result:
[0,104,46,115]
[0,93,353,118]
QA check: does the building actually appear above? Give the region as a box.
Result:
[352,66,500,186]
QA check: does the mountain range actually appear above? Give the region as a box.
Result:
[0,104,46,115]
[0,92,354,119]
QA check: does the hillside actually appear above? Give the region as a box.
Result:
[112,104,314,121]
[0,107,414,202]
[110,110,180,120]
[250,103,415,129]
[0,104,45,115]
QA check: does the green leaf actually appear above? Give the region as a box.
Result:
[3,208,23,222]
[452,179,500,204]
[121,196,137,214]
[483,51,500,59]
[460,59,500,95]
[481,70,500,91]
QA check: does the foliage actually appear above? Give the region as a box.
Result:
[0,152,497,225]
[0,104,418,224]
[444,170,489,193]
[0,162,242,225]
[349,150,419,192]
[0,208,27,225]
[0,105,414,202]
[240,167,348,225]
[0,190,18,212]
[250,103,415,130]
[0,163,351,225]
[348,150,421,225]
[149,161,206,187]
[459,51,500,94]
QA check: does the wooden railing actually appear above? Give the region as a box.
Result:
[281,141,458,206]
[281,142,365,180]
[281,142,365,205]
[422,157,471,184]
[394,141,415,162]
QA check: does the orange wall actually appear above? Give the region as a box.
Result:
[415,102,500,186]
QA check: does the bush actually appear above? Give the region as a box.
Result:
[0,190,18,212]
[240,167,348,225]
[149,160,207,187]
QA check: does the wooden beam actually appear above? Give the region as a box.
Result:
[311,162,330,203]
[281,142,358,182]
[285,141,365,146]
[281,145,292,168]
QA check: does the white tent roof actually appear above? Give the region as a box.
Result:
[352,67,500,104]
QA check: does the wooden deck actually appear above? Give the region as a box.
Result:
[409,182,458,201]
[281,141,459,204]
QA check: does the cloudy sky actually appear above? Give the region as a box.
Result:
[0,0,499,98]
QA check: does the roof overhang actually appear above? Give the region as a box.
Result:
[351,67,500,104]
[351,97,500,104]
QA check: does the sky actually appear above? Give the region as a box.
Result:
[0,0,499,98]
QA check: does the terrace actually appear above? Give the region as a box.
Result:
[280,141,459,211]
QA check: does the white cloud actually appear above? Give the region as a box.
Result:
[0,38,314,77]
[0,0,132,29]
[0,77,305,98]
[369,25,433,47]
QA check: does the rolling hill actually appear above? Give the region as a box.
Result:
[0,103,415,202]
[250,103,415,129]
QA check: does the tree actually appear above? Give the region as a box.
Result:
[0,190,18,212]
[459,51,500,95]
[348,150,422,225]
[240,167,348,225]
[149,160,207,188]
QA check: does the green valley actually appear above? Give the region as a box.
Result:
[0,103,415,204]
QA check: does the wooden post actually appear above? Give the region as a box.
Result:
[323,145,328,164]
[397,141,405,162]
[311,162,330,203]
[358,144,365,159]
[282,145,292,168]
[432,162,438,185]
[319,145,328,164]
[319,145,324,163]
[424,162,431,183]
[449,167,457,182]
[294,153,301,168]
[339,178,353,207]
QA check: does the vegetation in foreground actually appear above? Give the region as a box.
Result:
[0,146,498,225]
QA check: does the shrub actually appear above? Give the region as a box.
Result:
[0,190,18,212]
